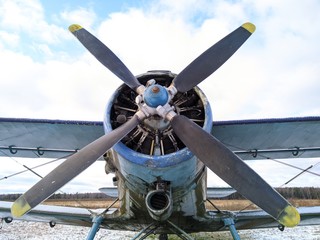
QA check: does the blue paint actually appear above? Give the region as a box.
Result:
[86,215,104,240]
[223,218,241,240]
[114,142,193,168]
[104,81,213,191]
[104,83,213,169]
[143,84,169,107]
[116,150,203,189]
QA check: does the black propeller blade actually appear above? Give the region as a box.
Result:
[69,24,142,91]
[173,23,255,93]
[171,114,300,227]
[11,114,141,217]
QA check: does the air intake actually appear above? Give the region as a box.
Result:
[145,190,173,221]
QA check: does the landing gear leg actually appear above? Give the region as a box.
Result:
[86,215,104,240]
[222,217,241,240]
[166,220,194,240]
[131,222,159,240]
[159,233,168,240]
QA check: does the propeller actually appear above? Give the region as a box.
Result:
[171,114,300,227]
[172,23,255,93]
[12,22,300,228]
[69,24,142,91]
[11,114,141,217]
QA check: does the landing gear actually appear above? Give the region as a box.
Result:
[208,210,241,240]
[131,221,195,240]
[159,233,168,240]
[49,220,56,228]
[222,217,241,240]
[86,215,104,240]
[278,224,285,231]
[132,222,160,239]
[4,217,13,223]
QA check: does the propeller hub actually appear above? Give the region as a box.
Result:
[143,84,169,108]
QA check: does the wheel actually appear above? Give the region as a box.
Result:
[159,233,168,240]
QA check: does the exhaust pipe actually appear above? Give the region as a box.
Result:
[145,190,173,221]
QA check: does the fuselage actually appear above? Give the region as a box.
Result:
[103,71,213,224]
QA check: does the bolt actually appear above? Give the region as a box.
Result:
[152,86,160,93]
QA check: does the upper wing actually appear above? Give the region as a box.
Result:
[212,116,320,160]
[0,118,104,158]
[0,116,319,160]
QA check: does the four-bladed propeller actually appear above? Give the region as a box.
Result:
[12,22,300,227]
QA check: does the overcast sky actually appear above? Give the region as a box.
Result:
[0,0,319,194]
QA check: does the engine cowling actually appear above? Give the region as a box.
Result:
[103,70,212,191]
[105,71,212,154]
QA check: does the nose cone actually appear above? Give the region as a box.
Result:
[143,84,169,108]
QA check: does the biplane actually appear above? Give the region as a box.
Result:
[1,22,320,240]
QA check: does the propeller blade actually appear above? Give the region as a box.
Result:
[69,24,142,91]
[173,23,255,93]
[11,114,141,217]
[171,115,300,227]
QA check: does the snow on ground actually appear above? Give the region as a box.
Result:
[0,221,319,239]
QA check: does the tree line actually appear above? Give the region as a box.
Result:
[223,187,320,200]
[0,192,109,201]
[0,187,319,201]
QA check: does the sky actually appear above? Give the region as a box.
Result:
[0,0,320,194]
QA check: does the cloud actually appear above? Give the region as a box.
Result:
[0,0,319,192]
[0,158,109,193]
[93,0,320,121]
[0,0,67,45]
[0,30,20,48]
[207,158,320,188]
[60,7,97,28]
[1,0,319,120]
[0,1,120,121]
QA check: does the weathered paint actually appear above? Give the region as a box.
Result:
[143,84,169,108]
[103,71,213,221]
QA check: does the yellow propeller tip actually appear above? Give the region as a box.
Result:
[278,205,300,227]
[11,196,31,218]
[68,24,83,33]
[242,22,256,34]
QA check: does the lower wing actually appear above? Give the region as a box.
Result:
[1,201,319,232]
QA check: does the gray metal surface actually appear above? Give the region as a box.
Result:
[99,187,236,199]
[0,118,104,158]
[1,201,319,231]
[0,116,319,160]
[212,117,320,160]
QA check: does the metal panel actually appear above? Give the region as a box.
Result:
[99,187,237,199]
[1,201,319,231]
[1,116,319,160]
[0,118,104,158]
[212,117,320,160]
